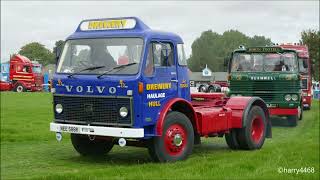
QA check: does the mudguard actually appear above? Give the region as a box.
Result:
[225,96,272,138]
[155,98,198,136]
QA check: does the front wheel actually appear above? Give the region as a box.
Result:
[287,115,298,127]
[237,106,267,150]
[298,104,303,121]
[71,134,114,156]
[14,83,25,92]
[148,111,194,162]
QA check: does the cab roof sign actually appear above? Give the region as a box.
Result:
[247,47,283,53]
[79,18,136,31]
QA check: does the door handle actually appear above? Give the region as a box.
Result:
[171,79,178,82]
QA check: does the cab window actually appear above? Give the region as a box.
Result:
[144,42,174,76]
[177,44,187,66]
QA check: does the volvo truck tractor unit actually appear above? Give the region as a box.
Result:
[50,17,271,162]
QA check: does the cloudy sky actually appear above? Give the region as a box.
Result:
[1,1,319,62]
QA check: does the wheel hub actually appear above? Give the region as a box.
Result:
[173,134,183,147]
[164,123,187,155]
[17,86,23,92]
[251,116,264,144]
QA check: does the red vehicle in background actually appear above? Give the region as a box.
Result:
[279,43,312,110]
[0,54,43,92]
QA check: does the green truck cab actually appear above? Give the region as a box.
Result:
[226,46,303,126]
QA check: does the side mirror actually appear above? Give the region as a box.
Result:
[54,42,65,65]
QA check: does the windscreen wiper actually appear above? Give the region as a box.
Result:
[97,62,137,79]
[67,66,106,78]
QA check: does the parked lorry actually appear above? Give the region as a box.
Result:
[50,17,271,162]
[226,46,302,126]
[279,43,312,110]
[0,55,43,92]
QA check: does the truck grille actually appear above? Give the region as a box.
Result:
[53,95,133,126]
[230,80,300,102]
[231,80,300,92]
[301,78,308,90]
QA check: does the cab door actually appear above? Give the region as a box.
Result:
[141,41,178,125]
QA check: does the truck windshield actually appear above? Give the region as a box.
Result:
[32,66,41,73]
[231,52,298,72]
[57,38,143,75]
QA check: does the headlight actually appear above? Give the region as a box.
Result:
[55,104,63,114]
[284,94,291,101]
[119,107,128,118]
[291,94,298,101]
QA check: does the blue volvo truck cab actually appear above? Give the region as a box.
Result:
[50,17,192,161]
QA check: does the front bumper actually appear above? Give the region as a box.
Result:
[269,108,298,116]
[50,122,144,138]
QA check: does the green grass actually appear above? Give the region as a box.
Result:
[1,92,319,180]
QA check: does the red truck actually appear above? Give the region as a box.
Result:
[0,54,43,92]
[279,43,312,110]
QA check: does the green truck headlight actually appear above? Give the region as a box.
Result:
[119,107,128,118]
[55,104,63,114]
[291,94,298,101]
[284,94,291,101]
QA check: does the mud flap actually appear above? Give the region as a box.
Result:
[266,120,272,138]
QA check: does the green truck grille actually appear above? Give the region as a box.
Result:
[230,80,300,102]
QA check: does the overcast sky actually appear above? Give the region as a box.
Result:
[1,1,319,62]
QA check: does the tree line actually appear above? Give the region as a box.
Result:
[14,29,319,80]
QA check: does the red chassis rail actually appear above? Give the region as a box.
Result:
[189,93,269,136]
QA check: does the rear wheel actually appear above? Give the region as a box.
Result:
[148,111,194,162]
[237,106,267,150]
[225,129,240,149]
[71,134,114,156]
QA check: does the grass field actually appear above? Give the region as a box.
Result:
[1,92,319,180]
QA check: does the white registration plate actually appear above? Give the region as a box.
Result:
[60,125,79,133]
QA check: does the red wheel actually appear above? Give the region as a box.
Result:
[251,116,264,144]
[237,106,267,150]
[164,123,187,156]
[148,111,194,162]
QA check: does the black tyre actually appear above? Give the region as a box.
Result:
[71,134,114,156]
[225,129,240,149]
[304,106,311,110]
[237,106,267,150]
[208,85,221,93]
[298,103,303,121]
[287,115,298,127]
[14,83,25,92]
[148,111,194,162]
[198,85,207,92]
